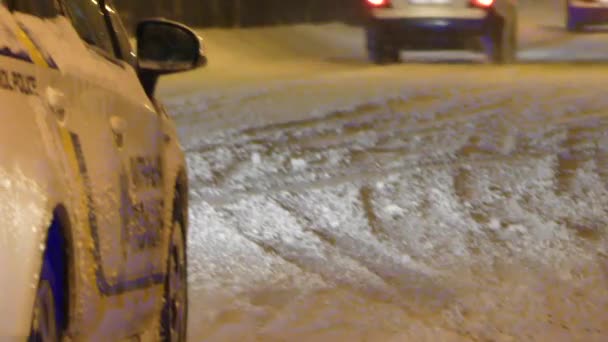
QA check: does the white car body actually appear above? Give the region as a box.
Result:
[0,2,193,341]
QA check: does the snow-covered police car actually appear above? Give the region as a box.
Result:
[566,0,608,32]
[0,0,205,341]
[364,0,518,64]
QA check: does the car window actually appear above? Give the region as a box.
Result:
[61,0,114,56]
[13,0,60,17]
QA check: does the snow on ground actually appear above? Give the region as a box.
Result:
[179,67,608,341]
[158,1,608,340]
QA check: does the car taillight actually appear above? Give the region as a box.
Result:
[471,0,494,8]
[367,0,391,7]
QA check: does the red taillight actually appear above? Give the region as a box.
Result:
[471,0,494,8]
[367,0,390,7]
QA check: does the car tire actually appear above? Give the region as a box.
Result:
[366,26,400,65]
[566,1,583,32]
[160,220,188,342]
[486,15,517,65]
[29,221,67,342]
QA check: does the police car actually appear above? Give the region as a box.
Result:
[566,0,608,32]
[0,0,205,341]
[364,0,518,64]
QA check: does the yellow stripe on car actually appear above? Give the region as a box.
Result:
[58,128,80,176]
[15,26,49,67]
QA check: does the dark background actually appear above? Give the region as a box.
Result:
[114,0,366,31]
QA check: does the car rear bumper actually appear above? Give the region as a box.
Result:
[372,7,486,20]
[368,17,489,49]
[569,1,608,24]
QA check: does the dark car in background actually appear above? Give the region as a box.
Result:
[566,0,608,31]
[363,0,518,64]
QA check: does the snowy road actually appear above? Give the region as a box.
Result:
[159,2,608,341]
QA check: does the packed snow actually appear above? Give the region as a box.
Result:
[158,0,608,340]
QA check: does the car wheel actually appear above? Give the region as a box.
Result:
[29,222,66,342]
[384,47,400,64]
[486,16,517,65]
[506,15,518,63]
[366,26,400,65]
[160,220,188,342]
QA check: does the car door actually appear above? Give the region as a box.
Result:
[59,0,166,326]
[13,0,162,337]
[102,0,167,285]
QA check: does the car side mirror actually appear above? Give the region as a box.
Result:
[136,19,207,97]
[137,19,207,74]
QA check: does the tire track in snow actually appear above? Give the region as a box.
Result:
[182,60,608,340]
[222,196,408,307]
[188,79,595,155]
[187,80,517,149]
[245,194,470,339]
[191,98,511,194]
[188,80,604,200]
[198,151,572,206]
[191,83,605,198]
[197,97,608,205]
[189,85,503,154]
[273,192,444,292]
